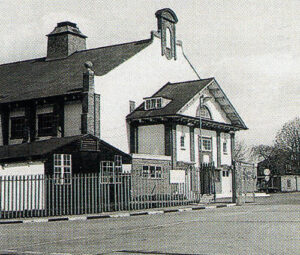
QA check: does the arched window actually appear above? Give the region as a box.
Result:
[196,105,212,120]
[166,27,172,49]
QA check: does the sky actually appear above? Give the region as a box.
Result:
[0,0,299,147]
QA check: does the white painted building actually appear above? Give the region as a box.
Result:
[127,78,247,197]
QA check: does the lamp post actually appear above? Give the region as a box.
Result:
[198,95,211,194]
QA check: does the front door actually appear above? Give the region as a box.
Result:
[199,137,214,194]
[221,169,232,197]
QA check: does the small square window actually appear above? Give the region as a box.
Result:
[142,166,149,177]
[201,138,212,152]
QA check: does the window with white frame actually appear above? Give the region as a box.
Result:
[142,165,162,179]
[53,154,72,184]
[101,161,114,175]
[200,137,212,152]
[114,155,122,173]
[144,98,162,110]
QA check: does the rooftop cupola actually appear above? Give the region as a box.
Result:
[46,21,87,60]
[155,8,178,60]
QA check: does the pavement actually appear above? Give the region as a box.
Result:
[0,192,298,255]
[0,202,236,225]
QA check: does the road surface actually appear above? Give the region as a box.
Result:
[0,193,299,254]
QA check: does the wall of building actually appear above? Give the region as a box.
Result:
[0,161,45,211]
[176,124,191,163]
[64,101,82,136]
[131,156,171,197]
[138,124,165,155]
[281,175,299,192]
[220,132,232,165]
[94,35,199,152]
[194,128,217,167]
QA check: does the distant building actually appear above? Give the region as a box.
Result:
[257,159,300,192]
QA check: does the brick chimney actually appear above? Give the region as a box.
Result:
[46,21,87,60]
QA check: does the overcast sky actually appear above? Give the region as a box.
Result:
[0,0,299,147]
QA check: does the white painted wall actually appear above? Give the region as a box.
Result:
[94,35,198,152]
[0,162,45,211]
[194,128,217,167]
[64,101,82,137]
[179,88,231,124]
[176,124,191,163]
[221,132,232,165]
[138,124,165,155]
[0,161,45,175]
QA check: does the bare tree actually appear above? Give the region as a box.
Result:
[275,117,300,173]
[250,144,276,163]
[234,139,249,162]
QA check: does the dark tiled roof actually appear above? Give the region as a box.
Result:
[0,135,82,161]
[0,134,131,162]
[127,79,214,119]
[0,39,152,104]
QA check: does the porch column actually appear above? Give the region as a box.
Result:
[190,126,195,162]
[164,122,177,168]
[230,131,237,203]
[216,131,221,167]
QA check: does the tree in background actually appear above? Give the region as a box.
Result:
[275,117,300,174]
[252,117,300,175]
[234,139,249,162]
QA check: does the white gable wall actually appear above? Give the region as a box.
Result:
[94,35,198,152]
[179,88,231,124]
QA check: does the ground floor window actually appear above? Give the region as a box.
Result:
[142,165,162,179]
[53,154,72,184]
[222,170,229,177]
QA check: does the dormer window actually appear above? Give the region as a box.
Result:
[145,97,162,110]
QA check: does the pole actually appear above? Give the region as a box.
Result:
[199,96,202,194]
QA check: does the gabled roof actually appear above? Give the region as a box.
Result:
[0,134,131,163]
[127,79,214,119]
[0,38,152,104]
[127,78,247,130]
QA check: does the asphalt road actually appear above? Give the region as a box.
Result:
[0,193,299,255]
